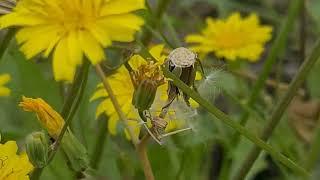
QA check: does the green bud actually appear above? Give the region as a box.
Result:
[61,131,90,172]
[132,79,157,111]
[25,131,49,168]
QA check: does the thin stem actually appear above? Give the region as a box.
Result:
[231,70,306,97]
[48,60,90,161]
[160,127,192,138]
[233,39,320,180]
[161,66,308,177]
[95,64,139,144]
[305,117,320,171]
[141,0,172,45]
[236,0,303,128]
[95,64,155,180]
[299,0,306,61]
[90,115,108,169]
[30,168,43,180]
[0,28,16,61]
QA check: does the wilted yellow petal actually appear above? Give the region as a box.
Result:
[19,96,65,139]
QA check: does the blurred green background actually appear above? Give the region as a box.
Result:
[1,0,320,179]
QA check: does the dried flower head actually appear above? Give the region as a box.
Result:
[132,61,165,88]
[19,96,64,139]
[167,47,197,68]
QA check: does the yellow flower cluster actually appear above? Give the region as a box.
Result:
[186,12,272,61]
[0,0,145,82]
[91,45,188,139]
[0,141,33,180]
[19,96,64,139]
[0,74,10,96]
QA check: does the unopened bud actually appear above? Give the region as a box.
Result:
[26,132,49,168]
[61,131,90,172]
[132,79,157,111]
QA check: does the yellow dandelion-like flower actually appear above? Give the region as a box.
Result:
[185,12,272,61]
[0,140,33,180]
[19,96,65,139]
[0,0,145,82]
[91,44,170,139]
[0,73,10,96]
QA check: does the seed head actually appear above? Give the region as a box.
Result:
[167,47,197,68]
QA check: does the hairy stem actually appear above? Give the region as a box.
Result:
[233,39,320,180]
[49,60,90,160]
[95,64,154,180]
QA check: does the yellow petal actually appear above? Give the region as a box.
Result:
[53,38,77,82]
[98,14,144,42]
[101,0,145,16]
[90,88,108,102]
[79,30,105,65]
[108,114,119,135]
[0,87,11,96]
[67,30,83,66]
[17,25,61,59]
[149,44,166,63]
[0,74,11,85]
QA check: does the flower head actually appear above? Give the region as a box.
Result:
[0,141,33,180]
[0,73,10,96]
[132,61,165,88]
[0,0,145,82]
[185,12,272,61]
[19,96,64,139]
[91,45,169,139]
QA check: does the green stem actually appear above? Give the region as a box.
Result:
[30,168,43,180]
[48,60,90,161]
[0,28,16,61]
[305,117,320,171]
[95,64,155,180]
[90,115,108,169]
[233,39,320,180]
[141,0,172,45]
[237,0,303,127]
[160,67,308,177]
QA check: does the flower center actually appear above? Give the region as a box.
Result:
[214,30,248,49]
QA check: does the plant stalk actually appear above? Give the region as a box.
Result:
[0,28,16,61]
[236,0,303,129]
[160,66,308,177]
[95,64,155,180]
[233,39,320,180]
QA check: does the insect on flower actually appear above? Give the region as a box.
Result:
[165,47,203,106]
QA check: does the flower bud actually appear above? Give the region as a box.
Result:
[25,132,49,168]
[132,79,158,111]
[61,131,90,172]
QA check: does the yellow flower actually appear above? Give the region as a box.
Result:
[0,0,145,82]
[185,12,272,61]
[91,45,170,139]
[19,96,64,139]
[0,141,33,180]
[0,73,10,96]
